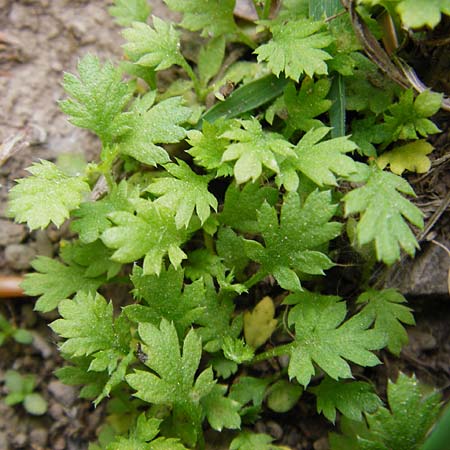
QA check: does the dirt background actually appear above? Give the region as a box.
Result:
[0,1,449,449]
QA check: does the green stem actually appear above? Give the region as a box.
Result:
[244,270,266,289]
[262,0,272,19]
[179,58,202,99]
[236,30,257,50]
[253,343,293,363]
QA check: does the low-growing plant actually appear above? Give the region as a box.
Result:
[0,313,33,346]
[6,0,448,448]
[3,370,48,416]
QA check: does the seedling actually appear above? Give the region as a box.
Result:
[6,0,448,447]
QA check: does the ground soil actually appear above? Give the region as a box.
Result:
[0,1,449,450]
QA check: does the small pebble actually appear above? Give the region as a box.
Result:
[0,220,26,246]
[48,380,78,407]
[313,437,329,450]
[29,428,48,447]
[266,420,283,440]
[5,244,36,270]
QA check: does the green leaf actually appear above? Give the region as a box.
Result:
[101,200,188,275]
[382,89,441,145]
[230,431,282,450]
[185,249,246,294]
[125,265,204,336]
[126,320,215,446]
[187,119,236,176]
[194,280,242,353]
[362,0,450,29]
[51,291,130,359]
[71,180,138,244]
[21,256,103,312]
[119,93,191,166]
[8,160,90,230]
[221,118,295,184]
[23,393,48,416]
[376,140,433,175]
[109,0,151,26]
[60,240,121,279]
[60,54,133,145]
[244,191,341,291]
[106,414,189,450]
[331,373,442,450]
[285,291,386,386]
[147,159,217,228]
[266,379,303,413]
[201,384,241,431]
[310,376,381,423]
[51,292,132,404]
[255,18,334,80]
[219,181,278,234]
[163,0,238,37]
[357,289,415,355]
[343,164,424,264]
[279,79,332,136]
[122,17,184,70]
[216,227,250,278]
[286,126,357,188]
[222,336,254,363]
[198,36,226,86]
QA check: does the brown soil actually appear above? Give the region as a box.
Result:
[0,1,449,450]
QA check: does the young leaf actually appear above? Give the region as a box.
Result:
[101,200,188,275]
[50,292,132,404]
[362,0,450,29]
[106,414,188,450]
[60,240,121,279]
[376,140,433,175]
[343,164,424,265]
[201,384,241,432]
[60,54,133,145]
[229,376,272,410]
[219,181,278,234]
[147,159,217,228]
[284,126,357,188]
[126,320,215,446]
[244,296,278,349]
[230,431,283,450]
[285,290,386,386]
[382,89,441,145]
[125,265,204,336]
[21,256,103,312]
[71,180,138,244]
[108,0,151,26]
[198,36,226,87]
[243,191,342,291]
[194,280,242,353]
[122,17,184,70]
[163,0,238,37]
[119,93,192,166]
[255,18,334,80]
[330,373,442,450]
[266,379,303,413]
[282,79,332,135]
[187,119,236,176]
[356,289,415,355]
[8,160,90,230]
[222,337,255,363]
[310,376,381,423]
[221,118,295,184]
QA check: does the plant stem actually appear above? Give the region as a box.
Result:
[179,58,202,100]
[262,0,272,19]
[253,343,293,362]
[244,270,266,289]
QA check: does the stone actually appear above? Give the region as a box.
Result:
[0,219,26,246]
[4,243,36,270]
[29,428,48,447]
[48,380,78,407]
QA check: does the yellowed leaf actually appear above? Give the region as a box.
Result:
[376,140,433,175]
[244,296,278,349]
